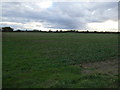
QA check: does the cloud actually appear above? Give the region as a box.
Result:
[0,21,49,30]
[1,2,118,31]
[87,20,118,31]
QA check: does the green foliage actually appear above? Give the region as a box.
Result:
[2,27,14,32]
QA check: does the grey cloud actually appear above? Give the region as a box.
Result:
[1,2,118,30]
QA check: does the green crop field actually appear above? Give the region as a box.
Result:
[2,32,119,88]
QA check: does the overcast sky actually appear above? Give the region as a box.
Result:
[1,2,118,31]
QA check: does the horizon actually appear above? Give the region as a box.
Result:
[1,26,119,32]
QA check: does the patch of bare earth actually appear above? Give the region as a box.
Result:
[79,59,118,75]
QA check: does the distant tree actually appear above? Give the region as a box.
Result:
[49,30,52,32]
[56,30,59,32]
[2,27,14,32]
[16,29,21,32]
[75,30,78,33]
[33,30,39,32]
[60,30,62,32]
[86,30,89,33]
[68,30,75,32]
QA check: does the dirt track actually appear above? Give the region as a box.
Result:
[80,59,118,75]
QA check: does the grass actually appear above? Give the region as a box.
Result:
[2,32,118,88]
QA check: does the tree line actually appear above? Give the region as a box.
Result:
[1,27,119,34]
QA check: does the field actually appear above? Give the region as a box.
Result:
[2,32,119,88]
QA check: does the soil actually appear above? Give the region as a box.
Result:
[78,59,118,75]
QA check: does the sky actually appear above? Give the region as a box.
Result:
[1,1,118,31]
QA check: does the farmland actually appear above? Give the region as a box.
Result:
[2,32,118,88]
